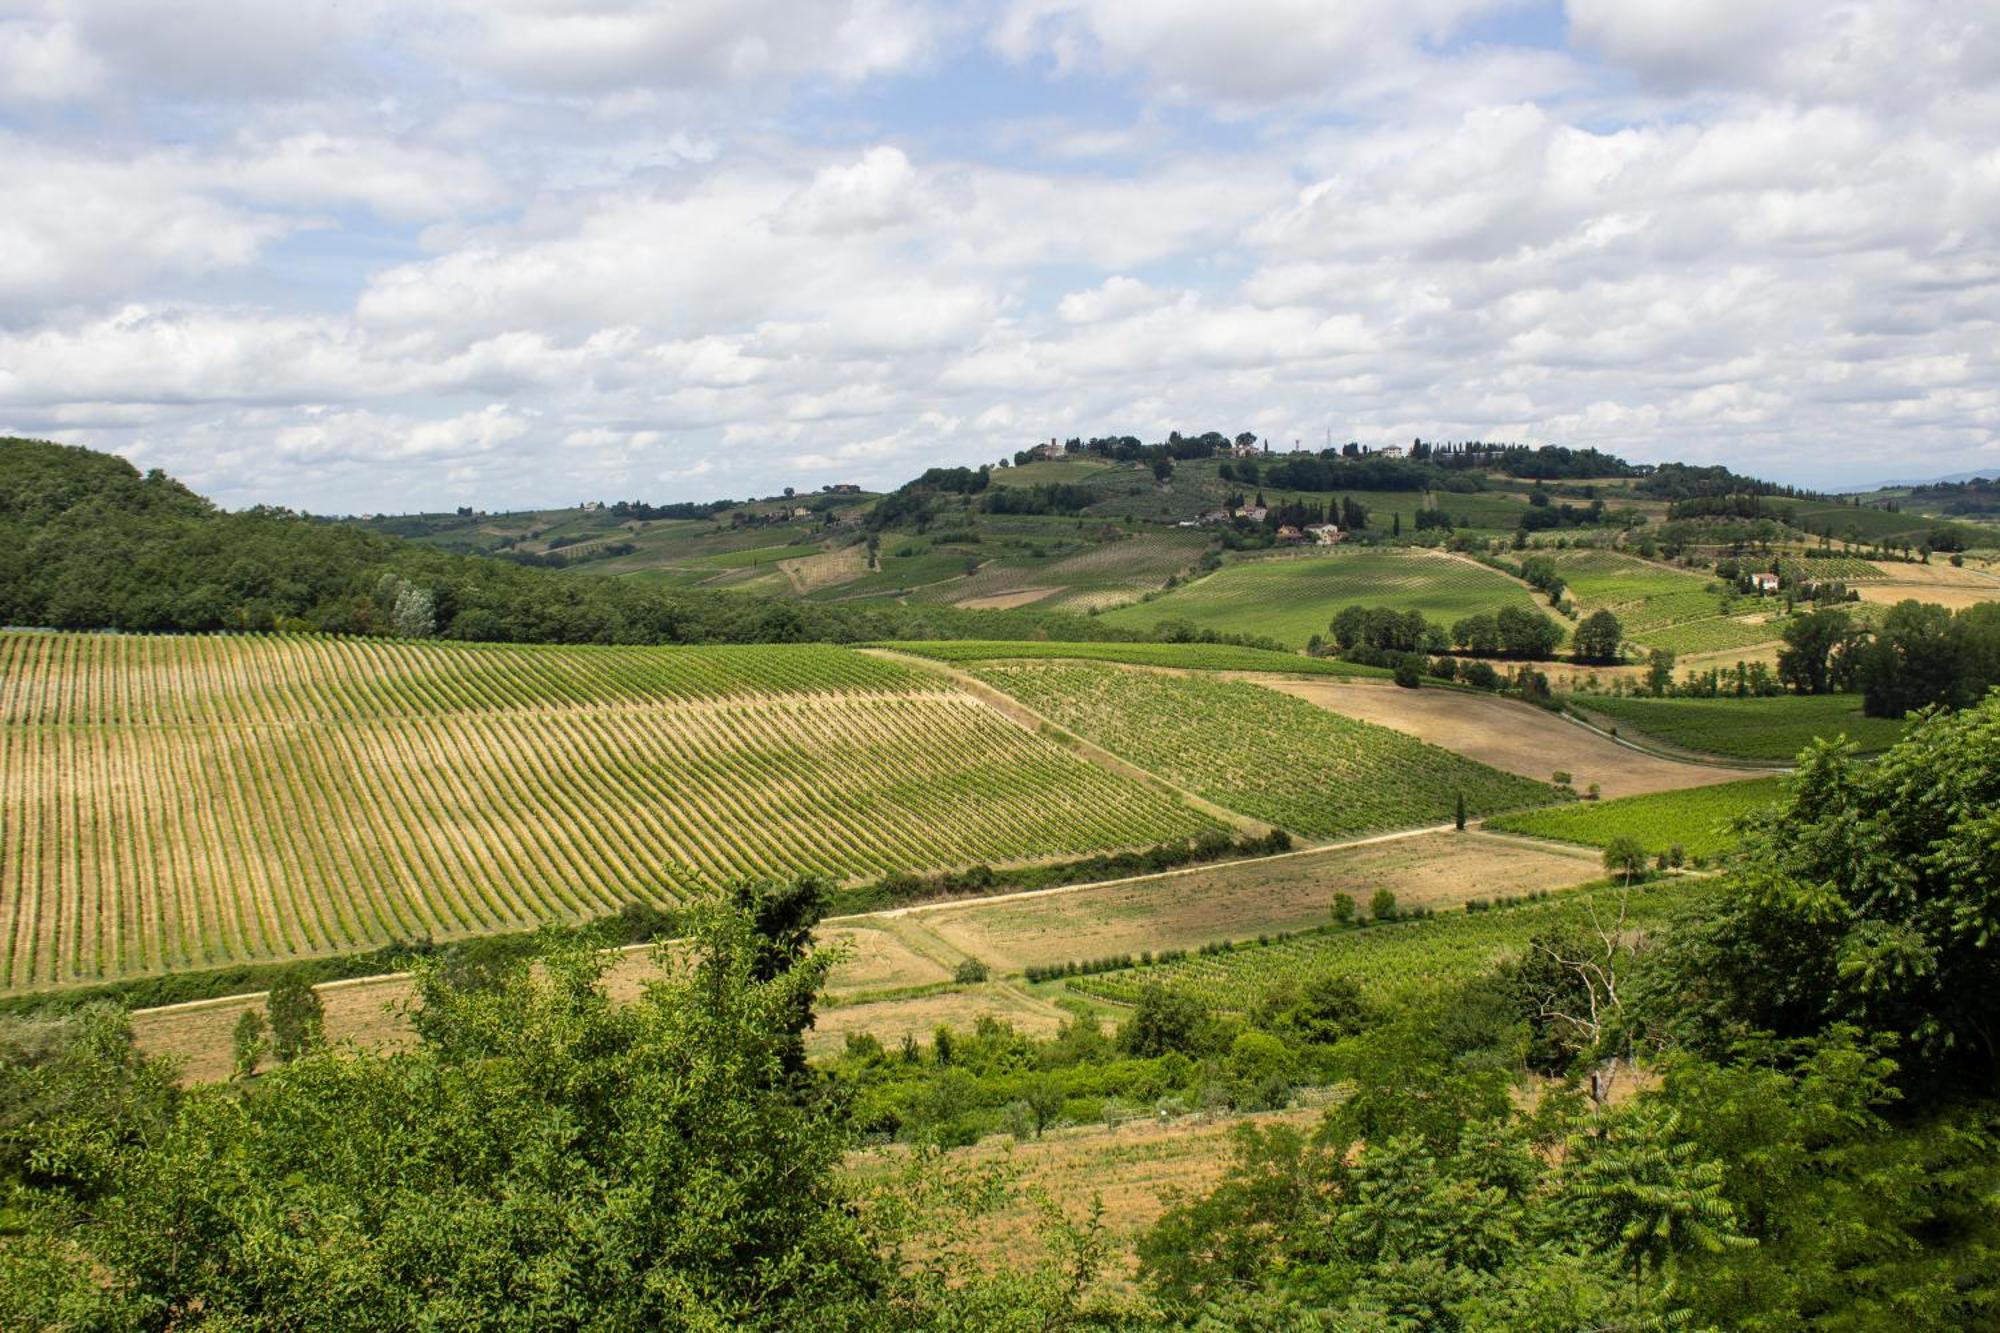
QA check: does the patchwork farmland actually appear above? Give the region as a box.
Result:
[0,633,1221,990]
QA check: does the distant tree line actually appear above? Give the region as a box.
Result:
[0,438,1139,647]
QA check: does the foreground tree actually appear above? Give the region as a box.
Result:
[0,898,893,1329]
[1637,691,2000,1090]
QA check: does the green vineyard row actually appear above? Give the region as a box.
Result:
[0,634,1218,991]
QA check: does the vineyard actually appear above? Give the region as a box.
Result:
[878,640,1389,677]
[1577,693,1906,761]
[1551,550,1786,654]
[1100,549,1548,648]
[1485,775,1787,861]
[0,633,1219,991]
[969,661,1559,838]
[1069,882,1691,1010]
[1774,556,1886,583]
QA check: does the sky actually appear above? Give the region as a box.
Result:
[1,0,1996,513]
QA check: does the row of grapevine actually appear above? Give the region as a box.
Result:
[968,661,1559,838]
[0,633,931,726]
[878,640,1387,677]
[0,634,1217,990]
[1069,883,1689,1010]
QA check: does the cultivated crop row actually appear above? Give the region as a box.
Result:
[0,634,1216,990]
[881,640,1388,677]
[0,633,930,726]
[1070,882,1689,1010]
[969,661,1558,838]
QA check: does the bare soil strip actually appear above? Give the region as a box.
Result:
[954,587,1063,611]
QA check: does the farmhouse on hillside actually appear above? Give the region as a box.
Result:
[1748,572,1781,594]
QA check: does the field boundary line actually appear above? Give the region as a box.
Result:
[128,825,1471,1020]
[851,821,1462,922]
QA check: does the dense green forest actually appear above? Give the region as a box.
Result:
[4,694,1995,1328]
[0,438,1137,647]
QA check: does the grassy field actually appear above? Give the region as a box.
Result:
[1485,775,1788,861]
[878,640,1390,677]
[1576,693,1907,761]
[1069,881,1691,1011]
[970,660,1560,838]
[0,633,1222,991]
[1099,549,1548,648]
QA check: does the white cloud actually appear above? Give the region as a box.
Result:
[992,0,1511,103]
[443,0,938,93]
[0,17,104,103]
[4,0,1998,508]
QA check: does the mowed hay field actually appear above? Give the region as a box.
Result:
[969,660,1559,838]
[0,633,1220,991]
[1099,549,1548,648]
[913,831,1600,973]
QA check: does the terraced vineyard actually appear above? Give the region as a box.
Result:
[1486,775,1787,861]
[1578,693,1906,760]
[969,661,1559,838]
[879,640,1390,677]
[1071,882,1690,1010]
[1100,550,1548,648]
[0,634,1219,991]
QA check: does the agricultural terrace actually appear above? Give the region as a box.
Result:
[1069,881,1692,1011]
[1575,693,1907,762]
[0,633,1218,991]
[969,660,1559,838]
[878,640,1389,677]
[1550,549,1785,655]
[1485,775,1788,862]
[1100,549,1548,648]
